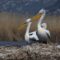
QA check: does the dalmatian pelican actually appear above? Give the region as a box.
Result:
[37,9,50,43]
[24,18,39,43]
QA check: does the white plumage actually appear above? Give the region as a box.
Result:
[24,9,51,43]
[37,9,50,43]
[24,18,39,43]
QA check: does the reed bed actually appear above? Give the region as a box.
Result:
[0,12,59,43]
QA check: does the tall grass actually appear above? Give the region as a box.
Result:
[0,12,25,41]
[0,12,59,43]
[44,15,60,43]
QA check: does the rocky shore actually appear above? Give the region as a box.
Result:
[0,43,60,60]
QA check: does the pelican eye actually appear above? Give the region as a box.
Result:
[41,25,44,28]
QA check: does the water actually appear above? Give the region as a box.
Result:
[0,40,37,47]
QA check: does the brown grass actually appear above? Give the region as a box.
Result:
[0,12,59,43]
[44,15,60,43]
[0,12,25,41]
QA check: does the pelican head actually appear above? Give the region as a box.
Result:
[26,18,31,22]
[41,23,47,29]
[39,9,46,14]
[24,18,31,24]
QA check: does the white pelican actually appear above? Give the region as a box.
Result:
[37,9,50,43]
[24,18,39,43]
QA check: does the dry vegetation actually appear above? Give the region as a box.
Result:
[0,43,60,60]
[0,12,25,41]
[44,15,60,43]
[0,12,59,43]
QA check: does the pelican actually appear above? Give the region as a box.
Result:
[37,9,50,43]
[24,18,39,43]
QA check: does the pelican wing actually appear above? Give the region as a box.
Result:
[46,30,50,39]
